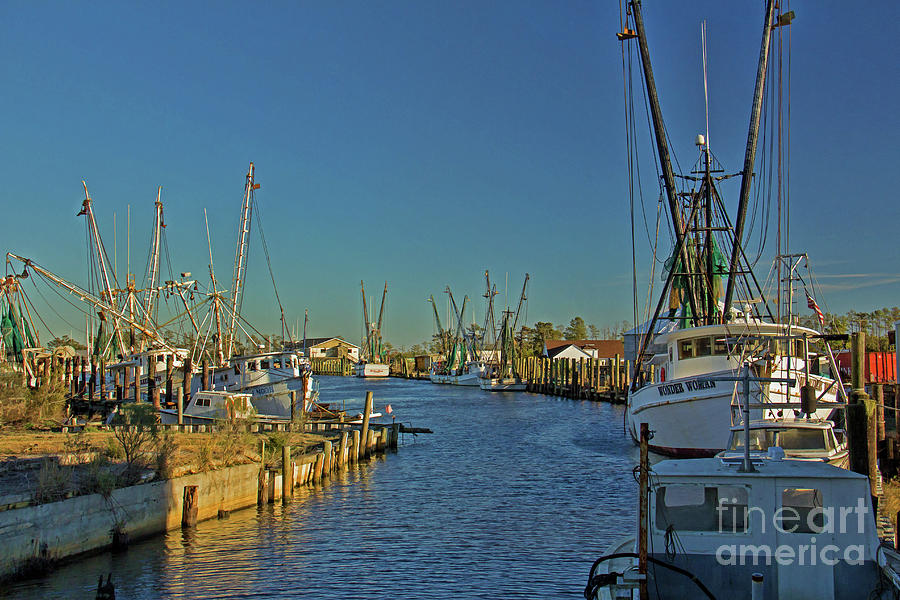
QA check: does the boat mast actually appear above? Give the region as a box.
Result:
[360,281,371,361]
[78,182,127,357]
[628,0,701,327]
[376,281,387,361]
[6,253,174,352]
[428,295,448,357]
[480,270,498,356]
[227,162,256,359]
[142,187,164,330]
[722,0,776,318]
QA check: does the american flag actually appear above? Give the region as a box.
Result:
[806,291,825,326]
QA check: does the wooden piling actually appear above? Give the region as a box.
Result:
[165,354,174,405]
[391,422,400,450]
[99,359,107,400]
[351,429,360,463]
[290,390,298,424]
[339,431,349,467]
[874,383,886,442]
[182,357,192,404]
[114,368,122,402]
[366,428,375,457]
[323,440,333,475]
[89,359,97,400]
[361,391,373,448]
[182,485,199,527]
[148,355,159,409]
[313,453,324,482]
[202,359,210,391]
[176,388,184,425]
[132,364,141,403]
[282,445,292,502]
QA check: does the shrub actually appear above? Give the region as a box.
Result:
[112,404,159,482]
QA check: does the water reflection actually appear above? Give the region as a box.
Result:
[5,377,637,599]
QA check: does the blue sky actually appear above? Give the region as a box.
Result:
[1,1,898,349]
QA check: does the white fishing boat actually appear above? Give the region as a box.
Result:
[479,374,526,392]
[356,281,391,378]
[717,418,848,468]
[158,390,258,424]
[620,0,846,457]
[626,321,843,456]
[354,361,390,378]
[585,455,887,600]
[479,274,530,392]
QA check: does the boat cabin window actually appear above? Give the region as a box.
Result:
[679,340,695,360]
[695,337,712,357]
[729,429,773,451]
[713,337,729,355]
[779,488,824,534]
[195,395,211,407]
[261,360,270,369]
[273,359,281,368]
[248,361,257,372]
[777,429,830,451]
[655,484,749,533]
[234,364,241,375]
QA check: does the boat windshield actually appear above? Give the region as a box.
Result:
[729,428,830,451]
[729,429,773,451]
[775,429,830,451]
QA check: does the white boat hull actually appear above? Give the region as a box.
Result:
[355,363,390,378]
[626,369,837,457]
[479,377,526,391]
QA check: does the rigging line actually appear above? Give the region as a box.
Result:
[27,275,86,331]
[622,16,639,330]
[253,199,291,343]
[785,0,793,263]
[22,281,63,343]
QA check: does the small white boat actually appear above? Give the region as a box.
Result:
[159,390,261,424]
[586,455,887,599]
[354,361,390,378]
[717,418,849,468]
[479,376,526,392]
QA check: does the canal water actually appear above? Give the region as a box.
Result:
[5,376,639,599]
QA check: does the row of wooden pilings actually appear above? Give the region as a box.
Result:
[32,353,246,414]
[514,355,630,402]
[258,392,398,505]
[310,357,352,376]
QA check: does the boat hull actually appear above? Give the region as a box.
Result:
[355,363,390,378]
[626,369,837,457]
[479,377,526,391]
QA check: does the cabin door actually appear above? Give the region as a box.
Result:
[774,478,834,599]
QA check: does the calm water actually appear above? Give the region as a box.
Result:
[5,376,639,599]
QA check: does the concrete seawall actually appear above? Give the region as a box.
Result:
[0,422,401,581]
[0,461,260,580]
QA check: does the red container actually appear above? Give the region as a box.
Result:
[833,350,896,383]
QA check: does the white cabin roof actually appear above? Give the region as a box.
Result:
[653,457,864,481]
[656,321,821,346]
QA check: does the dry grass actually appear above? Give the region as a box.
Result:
[0,373,66,429]
[884,478,900,536]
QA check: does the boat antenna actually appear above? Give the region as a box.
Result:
[701,20,710,153]
[722,0,776,318]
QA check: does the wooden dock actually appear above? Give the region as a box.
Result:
[515,356,628,403]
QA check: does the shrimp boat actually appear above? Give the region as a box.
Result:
[479,274,529,392]
[588,370,888,600]
[620,0,846,457]
[355,281,390,377]
[428,285,485,386]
